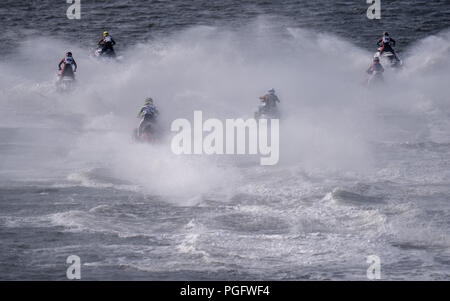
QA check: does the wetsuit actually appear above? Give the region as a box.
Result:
[98,35,116,55]
[137,104,159,136]
[58,56,77,78]
[260,94,280,110]
[377,36,398,59]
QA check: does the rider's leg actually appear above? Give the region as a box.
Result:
[61,65,74,79]
[384,45,399,61]
[138,119,145,136]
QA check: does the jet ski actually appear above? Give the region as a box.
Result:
[374,48,402,68]
[56,71,76,92]
[254,103,280,119]
[94,44,116,60]
[132,121,158,143]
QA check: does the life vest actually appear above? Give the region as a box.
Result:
[65,56,73,65]
[142,105,157,117]
[104,36,112,43]
[382,36,390,45]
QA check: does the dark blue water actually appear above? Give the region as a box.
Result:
[1,0,449,56]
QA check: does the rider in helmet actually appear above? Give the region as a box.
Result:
[256,88,280,118]
[58,52,77,79]
[377,32,399,61]
[137,97,159,137]
[259,89,280,109]
[367,56,384,74]
[98,31,116,56]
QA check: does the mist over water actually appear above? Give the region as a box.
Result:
[3,24,450,174]
[1,10,450,280]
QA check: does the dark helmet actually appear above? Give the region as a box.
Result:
[66,52,73,57]
[383,32,389,36]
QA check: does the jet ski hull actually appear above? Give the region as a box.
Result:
[374,50,402,68]
[254,105,280,120]
[56,76,76,92]
[94,47,116,61]
[132,122,158,143]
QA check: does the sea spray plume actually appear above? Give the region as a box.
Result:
[1,23,450,198]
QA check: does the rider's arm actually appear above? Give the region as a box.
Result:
[137,107,143,118]
[98,38,104,44]
[390,38,396,46]
[111,38,116,45]
[72,59,77,71]
[377,39,382,46]
[58,58,65,70]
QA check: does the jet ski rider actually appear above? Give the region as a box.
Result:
[58,52,77,79]
[377,32,399,61]
[259,89,280,111]
[367,56,384,74]
[137,97,159,137]
[98,31,116,54]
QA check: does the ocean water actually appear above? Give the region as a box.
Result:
[0,0,450,280]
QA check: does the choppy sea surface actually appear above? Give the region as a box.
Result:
[0,0,450,280]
